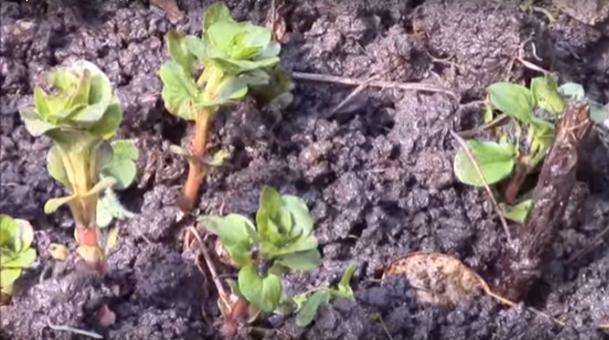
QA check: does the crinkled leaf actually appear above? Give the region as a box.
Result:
[207,20,245,57]
[530,77,565,114]
[204,2,234,30]
[296,290,331,327]
[19,108,56,136]
[488,82,535,123]
[558,82,585,101]
[501,199,533,224]
[96,189,135,228]
[167,30,194,74]
[47,145,70,187]
[276,249,321,271]
[102,159,136,190]
[159,61,205,121]
[454,140,515,187]
[44,194,78,214]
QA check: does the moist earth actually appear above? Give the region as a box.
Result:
[1,0,608,339]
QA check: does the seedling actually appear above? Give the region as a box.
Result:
[159,2,292,212]
[19,60,138,270]
[291,264,356,327]
[200,186,321,314]
[453,77,567,223]
[0,215,36,297]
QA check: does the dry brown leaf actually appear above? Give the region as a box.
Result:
[383,252,485,306]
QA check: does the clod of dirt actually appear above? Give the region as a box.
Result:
[383,252,485,306]
[553,0,609,26]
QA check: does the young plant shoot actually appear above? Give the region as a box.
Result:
[0,215,37,298]
[19,60,138,271]
[159,2,291,212]
[200,186,321,314]
[453,76,567,223]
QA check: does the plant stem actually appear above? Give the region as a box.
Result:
[180,111,211,212]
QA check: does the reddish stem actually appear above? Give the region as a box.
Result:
[179,114,211,212]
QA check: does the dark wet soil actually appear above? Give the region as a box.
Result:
[1,0,609,339]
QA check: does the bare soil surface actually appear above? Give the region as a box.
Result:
[1,0,608,339]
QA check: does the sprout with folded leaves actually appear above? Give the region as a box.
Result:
[159,2,293,212]
[19,60,138,271]
[201,186,321,316]
[0,215,36,298]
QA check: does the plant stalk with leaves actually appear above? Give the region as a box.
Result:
[160,2,291,212]
[19,60,137,270]
[201,186,321,324]
[0,215,37,299]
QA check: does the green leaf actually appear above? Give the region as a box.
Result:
[83,177,117,197]
[101,158,136,190]
[0,268,21,291]
[296,290,331,327]
[237,265,283,313]
[453,140,516,187]
[558,82,585,101]
[207,20,245,56]
[167,30,194,74]
[19,108,56,136]
[89,102,123,140]
[276,249,321,271]
[337,264,356,299]
[159,61,205,121]
[44,194,78,214]
[488,82,535,123]
[282,195,314,238]
[215,76,248,103]
[14,219,34,252]
[204,2,234,30]
[2,248,36,268]
[201,214,256,267]
[0,215,20,248]
[590,101,609,126]
[96,189,136,228]
[46,145,70,187]
[530,77,565,115]
[501,199,533,224]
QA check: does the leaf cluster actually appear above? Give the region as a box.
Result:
[0,215,37,296]
[453,77,567,223]
[201,186,321,313]
[159,2,292,122]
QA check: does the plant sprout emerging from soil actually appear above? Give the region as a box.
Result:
[291,264,356,327]
[19,60,137,271]
[159,2,292,212]
[0,215,36,298]
[201,186,321,314]
[453,77,567,223]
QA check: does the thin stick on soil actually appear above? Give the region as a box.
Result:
[292,72,458,99]
[330,79,373,115]
[47,323,103,339]
[449,130,514,244]
[186,226,229,307]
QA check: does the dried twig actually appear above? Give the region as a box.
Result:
[292,72,458,99]
[330,78,374,115]
[449,130,514,244]
[186,226,229,308]
[47,323,103,339]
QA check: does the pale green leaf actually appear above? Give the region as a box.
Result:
[201,214,256,267]
[501,199,533,224]
[159,61,205,121]
[215,76,248,103]
[558,82,585,100]
[47,145,70,187]
[0,268,21,291]
[102,159,136,190]
[44,194,78,214]
[167,30,194,73]
[260,273,282,312]
[88,102,123,140]
[276,249,321,271]
[14,219,34,252]
[104,226,120,255]
[453,140,515,187]
[2,248,36,268]
[530,77,565,114]
[204,2,234,30]
[19,108,56,136]
[83,177,117,198]
[337,264,356,299]
[488,82,535,123]
[238,263,264,309]
[296,290,331,327]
